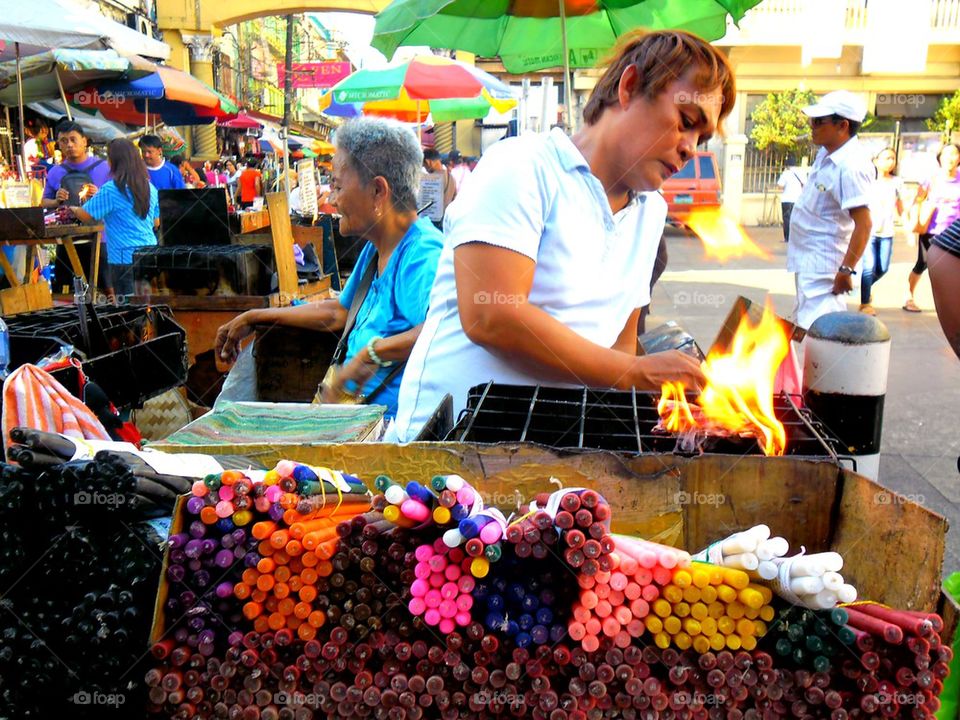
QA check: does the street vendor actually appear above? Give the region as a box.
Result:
[40,121,113,291]
[40,122,111,208]
[391,29,733,441]
[214,117,443,418]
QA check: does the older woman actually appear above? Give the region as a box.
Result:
[215,117,443,418]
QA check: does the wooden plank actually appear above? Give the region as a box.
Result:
[0,250,21,287]
[677,455,838,559]
[832,471,948,612]
[41,224,104,239]
[90,231,102,289]
[239,209,271,234]
[266,192,300,303]
[61,239,88,283]
[0,282,52,315]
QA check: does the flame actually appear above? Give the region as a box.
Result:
[658,303,790,456]
[78,184,93,202]
[683,206,770,262]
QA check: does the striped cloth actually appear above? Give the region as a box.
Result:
[934,219,960,259]
[2,364,111,461]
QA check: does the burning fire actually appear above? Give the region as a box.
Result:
[657,303,790,456]
[684,207,769,262]
[78,184,95,202]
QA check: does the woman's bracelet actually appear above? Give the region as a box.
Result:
[366,336,394,367]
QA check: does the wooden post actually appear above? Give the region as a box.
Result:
[266,192,299,303]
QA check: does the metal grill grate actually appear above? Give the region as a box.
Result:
[447,383,843,460]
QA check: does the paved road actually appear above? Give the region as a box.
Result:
[647,225,960,577]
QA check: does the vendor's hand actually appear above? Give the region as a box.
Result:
[83,183,98,199]
[321,353,378,403]
[215,312,255,364]
[631,351,706,394]
[832,271,854,295]
[55,187,69,204]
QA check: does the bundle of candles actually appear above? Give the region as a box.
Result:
[6,426,198,518]
[146,465,949,719]
[695,525,858,609]
[0,458,164,717]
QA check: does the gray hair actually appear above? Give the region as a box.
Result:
[334,117,423,212]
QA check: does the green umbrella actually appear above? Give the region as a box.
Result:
[373,0,762,124]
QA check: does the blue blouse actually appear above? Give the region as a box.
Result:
[338,217,443,417]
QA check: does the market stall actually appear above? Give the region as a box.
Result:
[131,191,331,406]
[0,206,103,313]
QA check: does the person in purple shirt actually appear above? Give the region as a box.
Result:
[139,134,185,191]
[41,121,112,291]
[904,143,960,312]
[41,122,111,207]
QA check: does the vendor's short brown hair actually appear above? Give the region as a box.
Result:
[582,30,736,127]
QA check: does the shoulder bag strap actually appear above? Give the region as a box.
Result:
[331,251,378,365]
[359,361,406,404]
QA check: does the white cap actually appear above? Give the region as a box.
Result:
[802,90,867,123]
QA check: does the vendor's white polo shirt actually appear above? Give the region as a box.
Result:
[392,128,667,441]
[787,136,874,275]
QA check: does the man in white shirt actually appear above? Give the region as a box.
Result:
[787,91,874,329]
[391,30,736,441]
[776,161,807,243]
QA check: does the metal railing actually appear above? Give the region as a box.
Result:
[743,145,798,195]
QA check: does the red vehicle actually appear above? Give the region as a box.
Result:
[661,151,721,221]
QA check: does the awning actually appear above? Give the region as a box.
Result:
[28,98,130,142]
[0,48,137,106]
[0,0,169,61]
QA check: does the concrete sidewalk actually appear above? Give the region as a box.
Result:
[648,225,960,576]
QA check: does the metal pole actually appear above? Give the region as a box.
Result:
[417,100,422,143]
[55,68,73,121]
[15,42,26,179]
[4,106,14,167]
[558,0,573,132]
[282,14,295,203]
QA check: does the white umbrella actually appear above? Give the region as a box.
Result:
[0,0,169,175]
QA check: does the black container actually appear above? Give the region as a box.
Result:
[132,245,274,297]
[447,382,844,459]
[7,304,187,409]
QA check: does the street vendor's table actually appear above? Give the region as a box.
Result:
[0,223,103,314]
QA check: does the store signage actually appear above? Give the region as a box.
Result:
[276,62,351,89]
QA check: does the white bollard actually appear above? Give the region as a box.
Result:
[803,312,891,480]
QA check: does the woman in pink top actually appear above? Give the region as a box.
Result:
[905,143,960,312]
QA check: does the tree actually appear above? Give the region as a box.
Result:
[749,89,817,157]
[928,89,960,136]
